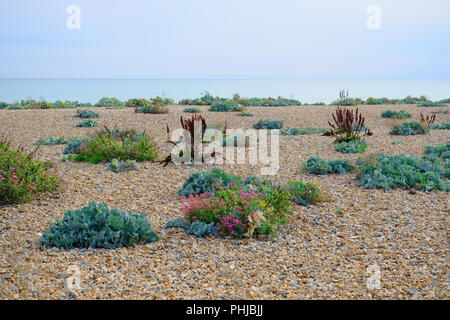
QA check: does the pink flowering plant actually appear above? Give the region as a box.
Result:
[180,183,295,237]
[0,140,60,204]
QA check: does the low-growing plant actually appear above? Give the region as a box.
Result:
[286,181,322,206]
[334,140,367,154]
[431,122,450,130]
[95,97,123,108]
[34,136,71,145]
[63,137,88,154]
[210,100,243,112]
[355,147,449,191]
[281,127,327,135]
[135,104,169,114]
[0,139,60,204]
[74,127,158,164]
[40,202,158,249]
[183,107,201,113]
[237,112,254,117]
[178,168,242,196]
[253,120,283,129]
[125,98,150,108]
[304,156,354,175]
[381,110,412,119]
[390,121,428,135]
[431,110,449,114]
[418,101,445,107]
[77,109,99,119]
[76,120,98,128]
[107,158,137,173]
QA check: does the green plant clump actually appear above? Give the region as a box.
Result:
[95,97,124,108]
[286,181,322,206]
[76,120,98,128]
[63,137,89,154]
[34,136,71,145]
[74,128,159,164]
[209,100,243,112]
[281,127,327,135]
[253,120,283,129]
[183,107,201,113]
[77,109,99,119]
[381,110,412,119]
[334,140,367,154]
[178,168,243,197]
[356,147,449,191]
[237,112,254,117]
[431,122,450,130]
[304,156,354,175]
[418,101,445,107]
[107,159,137,173]
[0,140,60,204]
[41,202,158,249]
[390,121,428,135]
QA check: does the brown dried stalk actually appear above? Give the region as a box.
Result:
[419,113,436,129]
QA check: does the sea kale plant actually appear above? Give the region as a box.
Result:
[209,100,243,112]
[0,139,60,204]
[334,140,367,154]
[178,168,243,196]
[77,109,99,119]
[281,127,327,136]
[381,110,412,119]
[41,202,158,249]
[253,120,283,129]
[76,120,98,128]
[34,136,71,145]
[304,156,355,175]
[183,107,201,113]
[355,142,449,191]
[107,158,138,173]
[390,114,435,136]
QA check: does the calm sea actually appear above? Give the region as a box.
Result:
[0,79,449,104]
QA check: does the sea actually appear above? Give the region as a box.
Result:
[0,79,449,104]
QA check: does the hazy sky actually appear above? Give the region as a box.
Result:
[0,0,449,79]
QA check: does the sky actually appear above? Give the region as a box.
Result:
[0,0,449,79]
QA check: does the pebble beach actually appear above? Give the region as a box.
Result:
[0,104,449,300]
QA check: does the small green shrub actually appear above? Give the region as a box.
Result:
[356,148,449,191]
[432,110,449,114]
[76,120,98,128]
[183,107,201,113]
[390,121,428,135]
[63,137,88,154]
[237,112,254,117]
[431,122,450,130]
[74,128,158,164]
[253,120,283,129]
[418,101,445,107]
[34,136,71,145]
[281,127,327,135]
[381,110,412,119]
[286,181,322,206]
[304,156,354,175]
[125,98,150,108]
[210,100,243,112]
[107,159,137,173]
[178,168,242,197]
[0,141,60,204]
[77,109,99,119]
[95,97,123,108]
[135,105,169,114]
[41,202,158,249]
[334,140,367,154]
